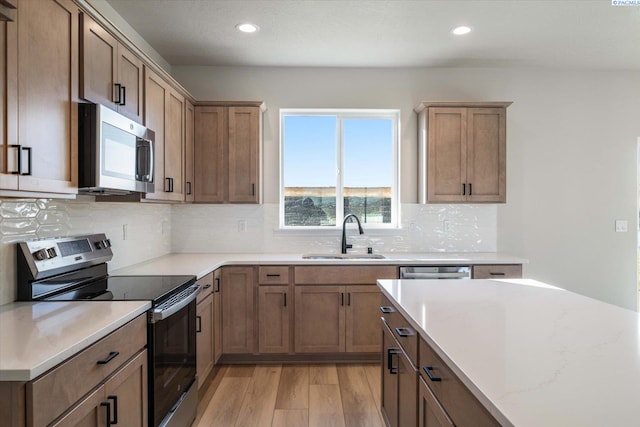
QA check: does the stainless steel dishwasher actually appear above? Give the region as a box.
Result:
[399,265,471,279]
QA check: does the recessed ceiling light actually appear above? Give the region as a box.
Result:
[236,23,259,33]
[452,26,472,35]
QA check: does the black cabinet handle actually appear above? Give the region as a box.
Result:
[423,366,442,382]
[170,177,174,192]
[10,144,20,174]
[196,315,202,333]
[490,272,506,276]
[202,283,212,289]
[395,327,413,337]
[347,292,351,306]
[266,274,281,278]
[165,177,171,192]
[469,183,472,195]
[214,277,220,292]
[114,83,121,104]
[97,351,119,365]
[252,183,255,196]
[462,183,466,195]
[101,401,112,427]
[186,181,192,195]
[22,146,32,176]
[283,293,287,307]
[341,293,344,306]
[120,85,126,106]
[107,395,118,424]
[380,306,394,313]
[387,348,399,374]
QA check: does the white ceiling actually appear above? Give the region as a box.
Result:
[104,0,640,69]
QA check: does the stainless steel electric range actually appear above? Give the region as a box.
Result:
[17,233,199,427]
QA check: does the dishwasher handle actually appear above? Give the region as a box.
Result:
[400,272,470,279]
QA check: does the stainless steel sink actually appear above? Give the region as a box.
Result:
[302,253,386,260]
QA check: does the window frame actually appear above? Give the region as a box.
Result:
[279,108,400,230]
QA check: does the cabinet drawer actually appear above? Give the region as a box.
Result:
[27,314,147,427]
[295,266,397,285]
[196,273,215,303]
[258,266,290,285]
[380,295,418,367]
[472,264,522,279]
[419,337,499,427]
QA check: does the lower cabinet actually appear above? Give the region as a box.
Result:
[221,266,256,354]
[51,350,148,427]
[196,291,214,389]
[381,320,417,427]
[258,285,291,353]
[418,376,454,427]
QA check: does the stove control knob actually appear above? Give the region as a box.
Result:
[95,241,105,250]
[46,247,57,259]
[103,239,112,248]
[32,249,48,261]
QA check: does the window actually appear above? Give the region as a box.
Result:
[280,109,399,228]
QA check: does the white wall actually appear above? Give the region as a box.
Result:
[173,65,640,310]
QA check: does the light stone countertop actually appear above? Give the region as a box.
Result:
[0,300,151,381]
[110,252,527,279]
[377,278,640,427]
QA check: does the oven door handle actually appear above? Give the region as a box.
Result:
[150,284,200,323]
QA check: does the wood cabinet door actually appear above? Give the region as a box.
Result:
[426,107,467,202]
[0,15,18,190]
[381,322,399,427]
[398,346,418,427]
[213,269,222,363]
[103,350,148,427]
[80,13,117,111]
[466,108,506,202]
[194,106,226,202]
[164,86,185,201]
[116,45,143,124]
[143,67,170,201]
[294,285,345,353]
[16,0,78,194]
[49,385,106,427]
[221,266,256,354]
[196,293,214,388]
[345,285,381,353]
[184,100,195,202]
[228,106,259,203]
[258,286,290,354]
[418,376,454,427]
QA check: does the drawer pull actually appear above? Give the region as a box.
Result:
[215,277,220,292]
[388,348,400,374]
[380,306,394,313]
[97,351,119,365]
[423,366,442,382]
[395,327,413,337]
[107,395,118,424]
[490,272,506,276]
[266,274,281,277]
[196,315,202,333]
[202,283,212,289]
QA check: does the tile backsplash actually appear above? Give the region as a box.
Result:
[0,199,496,305]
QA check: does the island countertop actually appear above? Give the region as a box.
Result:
[377,278,640,427]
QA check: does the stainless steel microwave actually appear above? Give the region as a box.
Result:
[78,103,154,195]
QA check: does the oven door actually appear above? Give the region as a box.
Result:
[149,297,197,427]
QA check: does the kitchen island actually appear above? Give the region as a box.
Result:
[378,278,640,426]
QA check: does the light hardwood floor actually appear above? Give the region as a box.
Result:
[194,363,384,427]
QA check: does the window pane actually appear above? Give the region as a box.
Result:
[283,116,337,226]
[343,118,393,224]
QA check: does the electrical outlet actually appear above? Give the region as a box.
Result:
[122,224,128,240]
[238,220,247,233]
[615,220,628,233]
[443,220,450,232]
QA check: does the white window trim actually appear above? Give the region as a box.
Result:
[279,108,401,230]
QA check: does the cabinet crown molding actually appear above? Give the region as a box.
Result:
[414,101,512,114]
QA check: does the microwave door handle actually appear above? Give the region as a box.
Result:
[136,138,153,182]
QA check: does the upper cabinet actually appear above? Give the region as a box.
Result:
[143,67,185,202]
[80,13,143,123]
[415,102,512,203]
[184,100,195,202]
[0,0,78,197]
[193,102,264,204]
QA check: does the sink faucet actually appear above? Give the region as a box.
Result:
[341,213,364,254]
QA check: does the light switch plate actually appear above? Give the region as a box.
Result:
[615,220,628,232]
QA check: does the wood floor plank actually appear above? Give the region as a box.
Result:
[276,365,310,409]
[363,364,382,411]
[196,376,251,427]
[309,364,339,385]
[309,384,346,427]
[226,365,256,377]
[193,366,227,426]
[272,409,309,427]
[336,365,384,427]
[235,365,283,427]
